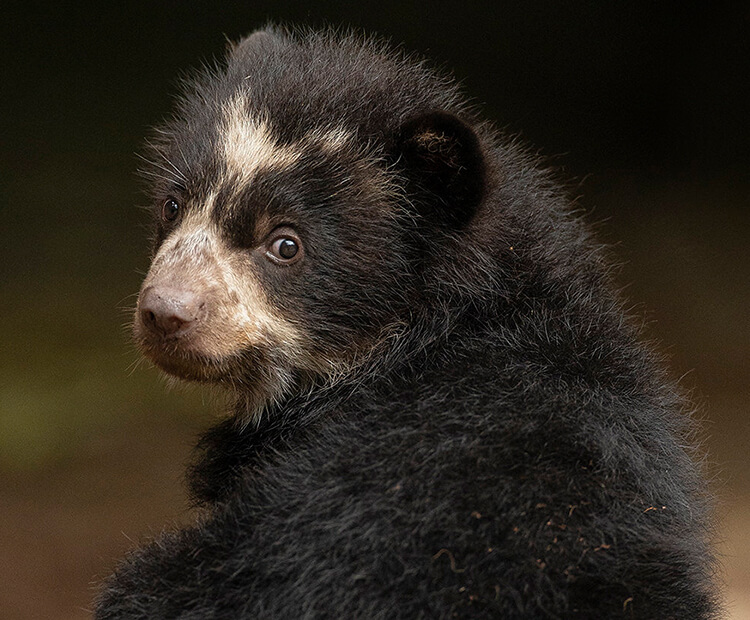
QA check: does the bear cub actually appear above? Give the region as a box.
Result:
[96,27,717,619]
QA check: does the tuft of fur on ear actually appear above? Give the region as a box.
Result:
[396,111,485,229]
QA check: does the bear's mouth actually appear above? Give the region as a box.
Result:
[132,308,235,382]
[137,340,227,382]
[134,319,276,389]
[137,332,297,415]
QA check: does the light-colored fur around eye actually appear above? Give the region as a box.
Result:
[138,205,314,421]
[146,213,304,360]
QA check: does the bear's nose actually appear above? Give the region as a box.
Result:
[139,286,203,337]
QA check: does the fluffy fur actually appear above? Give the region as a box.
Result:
[96,27,717,619]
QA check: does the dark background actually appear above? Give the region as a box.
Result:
[1,2,748,617]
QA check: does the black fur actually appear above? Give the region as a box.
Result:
[96,27,717,619]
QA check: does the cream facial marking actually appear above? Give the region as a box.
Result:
[221,94,299,184]
[306,126,353,153]
[141,202,304,361]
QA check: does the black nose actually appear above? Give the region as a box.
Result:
[139,286,203,337]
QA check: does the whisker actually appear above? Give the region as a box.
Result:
[144,138,190,184]
[125,356,146,377]
[136,153,187,186]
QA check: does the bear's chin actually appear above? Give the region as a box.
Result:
[141,346,280,402]
[145,349,227,383]
[133,322,247,384]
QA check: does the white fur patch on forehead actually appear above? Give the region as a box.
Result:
[221,94,299,180]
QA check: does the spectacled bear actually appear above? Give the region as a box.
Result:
[95,26,717,619]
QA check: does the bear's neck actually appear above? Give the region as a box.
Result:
[187,281,642,510]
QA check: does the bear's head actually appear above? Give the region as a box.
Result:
[133,28,487,415]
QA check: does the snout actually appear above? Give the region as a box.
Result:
[132,226,301,384]
[138,286,205,338]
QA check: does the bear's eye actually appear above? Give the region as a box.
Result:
[161,198,180,223]
[266,228,303,265]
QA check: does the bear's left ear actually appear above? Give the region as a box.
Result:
[396,111,485,229]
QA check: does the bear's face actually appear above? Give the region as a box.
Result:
[134,98,419,409]
[133,34,486,414]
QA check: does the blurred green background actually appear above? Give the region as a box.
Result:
[1,2,748,617]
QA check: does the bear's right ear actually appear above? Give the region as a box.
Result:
[229,27,280,60]
[395,111,486,230]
